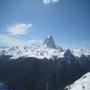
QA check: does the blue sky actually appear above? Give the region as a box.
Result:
[0,0,90,48]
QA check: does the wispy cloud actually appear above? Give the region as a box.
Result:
[7,23,32,35]
[0,34,26,47]
[0,34,42,47]
[42,0,59,5]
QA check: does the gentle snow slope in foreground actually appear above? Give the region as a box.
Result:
[66,72,90,90]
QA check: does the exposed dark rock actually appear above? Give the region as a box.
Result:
[0,55,90,90]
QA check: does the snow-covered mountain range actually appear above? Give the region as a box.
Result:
[65,72,90,90]
[0,35,90,59]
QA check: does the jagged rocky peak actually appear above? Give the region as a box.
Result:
[64,49,74,59]
[43,35,56,49]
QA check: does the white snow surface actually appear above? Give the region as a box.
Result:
[71,48,90,57]
[0,42,90,59]
[66,72,90,90]
[0,43,64,59]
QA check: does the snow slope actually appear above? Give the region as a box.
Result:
[0,43,64,59]
[65,72,90,90]
[71,48,90,57]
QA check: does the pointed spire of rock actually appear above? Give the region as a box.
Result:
[43,35,56,49]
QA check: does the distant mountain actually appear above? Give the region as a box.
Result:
[64,49,75,60]
[65,72,90,90]
[0,36,90,59]
[71,48,90,57]
[43,35,56,49]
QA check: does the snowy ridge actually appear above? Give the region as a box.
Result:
[65,72,90,90]
[0,35,90,59]
[0,43,64,59]
[71,48,90,57]
[0,44,90,59]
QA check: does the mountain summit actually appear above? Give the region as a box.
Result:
[43,35,56,49]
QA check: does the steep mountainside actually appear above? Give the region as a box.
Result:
[0,54,90,90]
[65,72,90,90]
